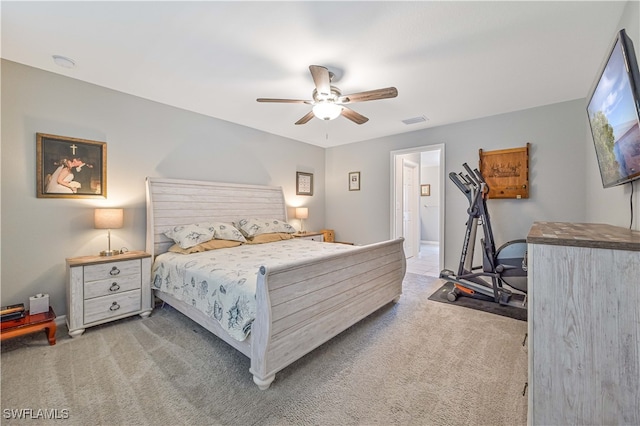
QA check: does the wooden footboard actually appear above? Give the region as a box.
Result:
[250,237,406,389]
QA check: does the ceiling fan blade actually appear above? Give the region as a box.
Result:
[341,107,369,125]
[295,111,315,125]
[339,87,398,104]
[309,65,332,97]
[257,98,310,104]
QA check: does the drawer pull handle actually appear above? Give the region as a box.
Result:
[109,267,121,276]
[109,283,120,292]
[109,301,120,311]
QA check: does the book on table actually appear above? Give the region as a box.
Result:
[1,303,26,322]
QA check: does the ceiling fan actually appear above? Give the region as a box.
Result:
[257,65,398,125]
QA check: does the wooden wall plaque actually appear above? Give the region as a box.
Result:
[479,143,530,199]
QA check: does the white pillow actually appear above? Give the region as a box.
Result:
[234,218,296,238]
[163,223,215,249]
[209,222,247,243]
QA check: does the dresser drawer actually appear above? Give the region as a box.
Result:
[84,274,141,300]
[84,290,141,324]
[84,259,140,282]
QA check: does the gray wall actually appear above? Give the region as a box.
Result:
[326,99,589,269]
[420,165,440,242]
[585,0,640,229]
[1,60,325,315]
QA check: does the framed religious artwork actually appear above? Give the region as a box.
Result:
[349,171,360,191]
[296,171,313,196]
[36,133,107,199]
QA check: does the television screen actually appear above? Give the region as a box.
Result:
[587,29,640,188]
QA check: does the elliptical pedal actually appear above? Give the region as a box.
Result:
[499,291,512,305]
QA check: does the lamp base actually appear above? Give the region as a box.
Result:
[99,249,121,257]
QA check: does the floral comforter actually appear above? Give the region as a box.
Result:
[151,239,357,341]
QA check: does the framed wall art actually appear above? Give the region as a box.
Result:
[349,171,360,191]
[296,171,313,196]
[478,143,530,199]
[421,184,431,196]
[36,133,107,198]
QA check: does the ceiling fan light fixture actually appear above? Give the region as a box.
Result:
[312,102,342,121]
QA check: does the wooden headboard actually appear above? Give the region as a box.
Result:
[146,177,288,258]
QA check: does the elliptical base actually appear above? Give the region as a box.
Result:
[440,269,527,310]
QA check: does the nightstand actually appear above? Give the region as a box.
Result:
[292,231,324,242]
[66,251,152,337]
[320,229,335,242]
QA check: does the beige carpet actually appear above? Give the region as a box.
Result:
[1,273,528,425]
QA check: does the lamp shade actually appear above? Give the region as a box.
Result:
[94,208,123,229]
[312,102,342,120]
[295,207,309,219]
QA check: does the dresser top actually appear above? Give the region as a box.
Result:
[527,222,640,251]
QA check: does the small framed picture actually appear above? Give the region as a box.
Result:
[349,172,361,191]
[421,184,431,196]
[36,133,107,198]
[296,171,313,196]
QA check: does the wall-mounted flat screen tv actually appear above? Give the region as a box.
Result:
[587,28,640,188]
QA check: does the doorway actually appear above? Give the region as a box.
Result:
[390,144,445,274]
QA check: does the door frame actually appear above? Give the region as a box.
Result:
[390,143,445,269]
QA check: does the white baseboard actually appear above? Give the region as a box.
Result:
[55,315,67,328]
[421,240,439,245]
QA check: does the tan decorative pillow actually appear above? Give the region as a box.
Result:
[246,232,295,244]
[168,239,242,254]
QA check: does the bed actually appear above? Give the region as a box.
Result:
[146,177,406,390]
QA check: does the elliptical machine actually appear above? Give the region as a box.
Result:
[439,163,527,310]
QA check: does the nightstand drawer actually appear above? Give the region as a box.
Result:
[84,290,141,324]
[84,259,141,282]
[84,274,141,300]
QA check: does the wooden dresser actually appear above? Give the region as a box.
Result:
[527,222,640,425]
[66,251,152,337]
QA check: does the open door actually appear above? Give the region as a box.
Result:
[402,160,419,259]
[390,144,445,270]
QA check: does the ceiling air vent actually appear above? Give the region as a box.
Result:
[402,116,428,125]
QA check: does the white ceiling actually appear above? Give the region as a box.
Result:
[0,1,629,148]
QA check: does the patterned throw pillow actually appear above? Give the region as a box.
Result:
[209,222,247,243]
[163,223,215,249]
[234,218,296,238]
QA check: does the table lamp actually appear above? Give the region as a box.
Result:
[94,208,123,256]
[295,207,308,233]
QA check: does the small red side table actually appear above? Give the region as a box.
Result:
[1,307,57,345]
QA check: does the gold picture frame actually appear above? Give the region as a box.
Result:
[296,171,313,196]
[421,184,431,196]
[36,133,107,198]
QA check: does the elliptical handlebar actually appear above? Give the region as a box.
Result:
[461,162,491,195]
[462,163,480,186]
[449,172,471,195]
